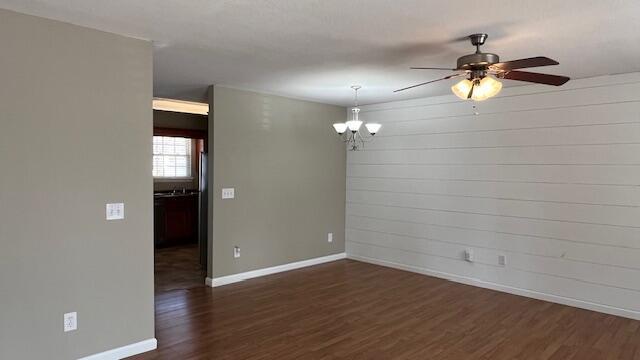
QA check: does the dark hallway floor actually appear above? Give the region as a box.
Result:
[154,244,206,293]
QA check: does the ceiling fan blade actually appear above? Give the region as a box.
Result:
[410,67,458,71]
[490,56,559,71]
[503,70,570,86]
[394,73,462,93]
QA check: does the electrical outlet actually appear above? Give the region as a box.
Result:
[464,249,474,262]
[233,246,240,258]
[64,312,77,332]
[327,233,333,243]
[498,254,507,266]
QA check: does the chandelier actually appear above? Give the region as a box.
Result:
[332,86,381,151]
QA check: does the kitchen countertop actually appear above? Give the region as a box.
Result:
[154,191,199,198]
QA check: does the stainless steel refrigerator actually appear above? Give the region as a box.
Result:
[198,152,208,270]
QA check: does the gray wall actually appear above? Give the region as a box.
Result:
[346,73,640,320]
[0,9,154,359]
[210,87,346,277]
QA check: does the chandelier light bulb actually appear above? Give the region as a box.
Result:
[365,123,382,135]
[333,123,347,134]
[346,120,363,132]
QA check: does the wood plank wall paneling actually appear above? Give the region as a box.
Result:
[345,73,640,319]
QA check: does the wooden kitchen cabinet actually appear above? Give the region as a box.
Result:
[154,193,199,247]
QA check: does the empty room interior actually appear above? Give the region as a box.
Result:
[2,1,640,359]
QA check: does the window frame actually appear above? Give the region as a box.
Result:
[152,135,194,180]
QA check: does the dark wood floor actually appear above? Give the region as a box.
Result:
[155,244,206,293]
[131,259,640,359]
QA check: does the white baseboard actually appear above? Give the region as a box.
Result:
[78,338,157,360]
[206,252,346,287]
[348,254,640,321]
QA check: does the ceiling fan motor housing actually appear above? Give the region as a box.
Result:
[457,33,498,75]
[457,52,500,71]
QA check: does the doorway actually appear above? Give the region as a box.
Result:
[151,104,209,293]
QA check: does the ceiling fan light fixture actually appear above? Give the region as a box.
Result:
[333,123,347,134]
[451,79,474,100]
[451,76,502,101]
[472,76,502,101]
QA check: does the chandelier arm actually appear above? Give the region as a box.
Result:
[344,132,356,147]
[348,133,359,151]
[358,130,376,142]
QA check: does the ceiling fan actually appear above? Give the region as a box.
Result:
[394,33,570,101]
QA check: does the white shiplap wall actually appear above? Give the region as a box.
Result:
[346,73,640,320]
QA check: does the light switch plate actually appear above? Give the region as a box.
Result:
[233,246,241,258]
[64,312,77,332]
[327,233,333,243]
[464,249,474,262]
[106,203,124,220]
[222,188,235,199]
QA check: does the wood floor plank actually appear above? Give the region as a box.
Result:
[129,259,640,359]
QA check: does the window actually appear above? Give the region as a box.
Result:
[153,136,192,178]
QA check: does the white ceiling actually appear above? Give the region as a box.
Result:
[2,0,639,106]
